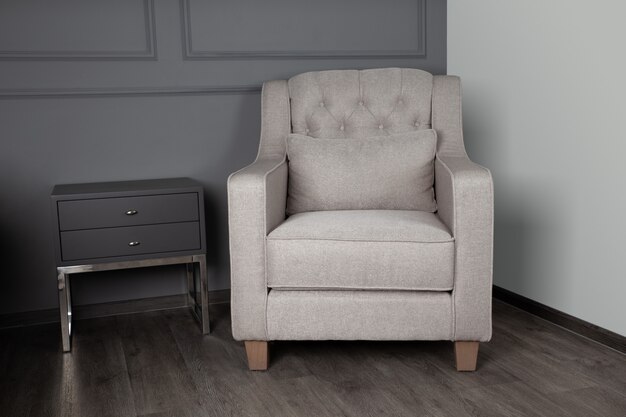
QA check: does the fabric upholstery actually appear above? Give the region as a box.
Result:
[435,154,494,342]
[257,80,291,159]
[267,290,453,340]
[267,210,454,291]
[228,68,494,343]
[432,75,466,157]
[286,130,437,215]
[289,68,433,139]
[227,157,287,340]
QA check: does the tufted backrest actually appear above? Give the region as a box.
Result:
[256,69,465,159]
[288,68,433,139]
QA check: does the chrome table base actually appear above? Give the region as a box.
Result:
[57,254,210,352]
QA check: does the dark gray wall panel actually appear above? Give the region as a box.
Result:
[0,0,446,94]
[0,0,446,315]
[183,0,425,58]
[0,0,156,59]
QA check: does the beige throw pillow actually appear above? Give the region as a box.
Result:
[286,130,437,215]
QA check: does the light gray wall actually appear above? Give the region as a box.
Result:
[0,0,447,314]
[448,0,626,335]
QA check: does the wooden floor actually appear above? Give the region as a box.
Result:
[1,300,624,417]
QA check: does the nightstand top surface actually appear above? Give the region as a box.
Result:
[52,177,201,197]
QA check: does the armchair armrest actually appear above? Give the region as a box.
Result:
[228,157,288,340]
[435,154,494,341]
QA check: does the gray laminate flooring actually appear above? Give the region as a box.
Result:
[1,300,624,417]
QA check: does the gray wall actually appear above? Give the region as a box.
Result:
[448,0,626,335]
[0,0,447,315]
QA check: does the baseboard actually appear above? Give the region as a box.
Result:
[0,289,231,330]
[493,285,625,354]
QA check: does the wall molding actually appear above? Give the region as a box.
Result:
[0,85,261,99]
[0,0,157,61]
[180,0,426,60]
[493,285,625,354]
[0,290,231,330]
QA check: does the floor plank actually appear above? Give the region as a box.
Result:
[0,324,64,417]
[455,380,573,417]
[63,316,137,417]
[550,386,626,417]
[116,312,209,417]
[0,300,624,417]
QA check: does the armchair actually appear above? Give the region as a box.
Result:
[228,68,493,371]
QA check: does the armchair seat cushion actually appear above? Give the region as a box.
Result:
[266,210,454,291]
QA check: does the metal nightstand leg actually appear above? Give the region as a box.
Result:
[57,270,72,352]
[197,254,210,334]
[186,255,210,334]
[186,263,196,307]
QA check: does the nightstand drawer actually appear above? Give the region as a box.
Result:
[60,222,201,261]
[57,193,199,231]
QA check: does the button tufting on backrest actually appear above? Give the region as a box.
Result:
[288,68,433,138]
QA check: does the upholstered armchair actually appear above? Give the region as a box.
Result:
[228,68,493,371]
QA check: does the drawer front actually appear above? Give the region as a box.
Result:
[60,222,201,261]
[58,193,198,231]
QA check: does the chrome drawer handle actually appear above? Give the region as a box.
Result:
[128,241,140,247]
[125,209,138,216]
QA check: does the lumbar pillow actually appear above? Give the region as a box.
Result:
[286,130,437,215]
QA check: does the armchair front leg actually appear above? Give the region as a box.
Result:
[455,341,480,371]
[245,341,269,371]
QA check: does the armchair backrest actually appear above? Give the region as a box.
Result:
[256,68,466,159]
[289,68,432,139]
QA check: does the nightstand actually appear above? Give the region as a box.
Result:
[51,178,209,352]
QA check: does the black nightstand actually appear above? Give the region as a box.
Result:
[51,178,209,352]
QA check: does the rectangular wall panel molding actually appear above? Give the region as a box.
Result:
[0,0,156,60]
[181,0,426,59]
[0,85,262,99]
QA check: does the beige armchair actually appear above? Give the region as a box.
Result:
[228,68,493,371]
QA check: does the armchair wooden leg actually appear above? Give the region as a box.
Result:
[455,341,479,371]
[244,341,269,371]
